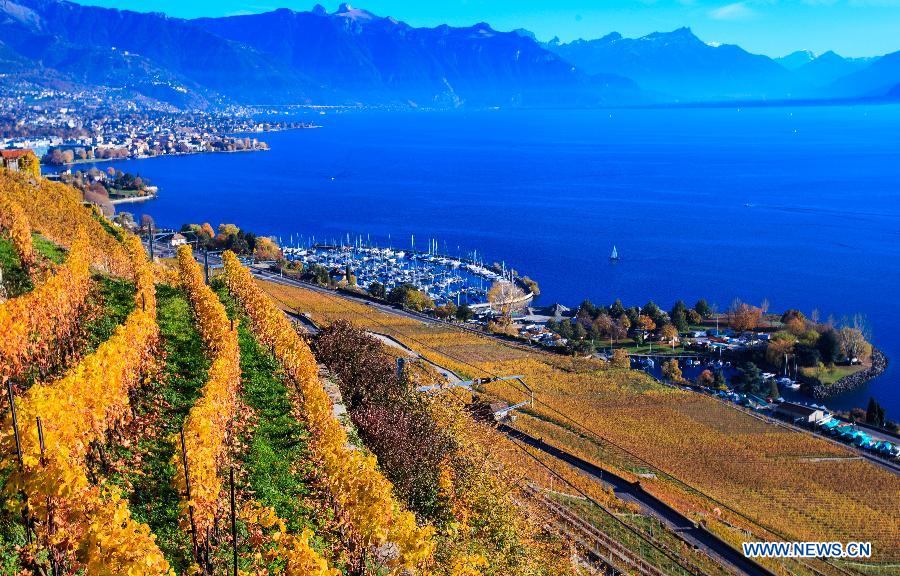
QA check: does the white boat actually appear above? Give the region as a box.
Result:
[610,246,619,260]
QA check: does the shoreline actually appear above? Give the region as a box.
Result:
[43,146,270,171]
[808,349,889,400]
[110,194,156,205]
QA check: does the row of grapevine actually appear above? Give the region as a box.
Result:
[174,246,242,546]
[221,251,434,571]
[240,502,340,576]
[0,171,131,276]
[0,231,92,384]
[0,193,34,268]
[0,234,173,575]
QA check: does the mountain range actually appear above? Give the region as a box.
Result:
[1,0,899,109]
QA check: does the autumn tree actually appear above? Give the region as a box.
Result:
[520,276,540,296]
[140,213,155,232]
[766,332,797,369]
[611,348,630,369]
[637,314,656,333]
[728,300,762,332]
[612,316,630,343]
[592,313,614,340]
[433,301,458,320]
[686,309,702,325]
[661,323,679,345]
[388,284,434,312]
[697,369,715,388]
[838,326,871,363]
[253,236,282,261]
[662,359,683,382]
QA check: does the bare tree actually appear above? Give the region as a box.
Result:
[487,280,525,321]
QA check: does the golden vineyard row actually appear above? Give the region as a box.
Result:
[177,246,339,575]
[0,231,92,383]
[222,251,435,571]
[0,193,34,267]
[174,246,242,542]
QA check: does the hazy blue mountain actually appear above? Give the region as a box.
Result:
[546,28,791,101]
[0,0,317,106]
[191,4,641,107]
[790,51,871,94]
[0,0,641,108]
[0,0,896,108]
[826,51,900,99]
[776,50,816,70]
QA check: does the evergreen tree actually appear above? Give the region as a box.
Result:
[713,370,727,389]
[671,300,689,331]
[695,299,712,319]
[733,362,764,393]
[866,397,878,425]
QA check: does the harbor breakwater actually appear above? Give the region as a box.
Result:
[809,349,889,399]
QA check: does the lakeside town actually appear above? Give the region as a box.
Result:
[0,85,315,165]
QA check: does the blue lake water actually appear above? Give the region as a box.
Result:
[73,106,900,415]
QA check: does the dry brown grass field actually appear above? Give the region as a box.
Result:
[260,280,900,573]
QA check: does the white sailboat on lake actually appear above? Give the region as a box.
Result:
[610,245,619,261]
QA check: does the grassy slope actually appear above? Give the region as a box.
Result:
[0,233,67,298]
[32,234,65,265]
[213,282,327,540]
[102,284,206,573]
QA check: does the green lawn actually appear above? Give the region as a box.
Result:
[598,338,695,357]
[801,364,866,387]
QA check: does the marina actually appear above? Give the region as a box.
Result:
[282,236,524,307]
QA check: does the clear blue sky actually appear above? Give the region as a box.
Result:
[77,0,900,58]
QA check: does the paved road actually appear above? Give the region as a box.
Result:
[367,331,464,385]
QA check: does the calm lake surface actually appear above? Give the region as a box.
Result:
[79,106,900,414]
